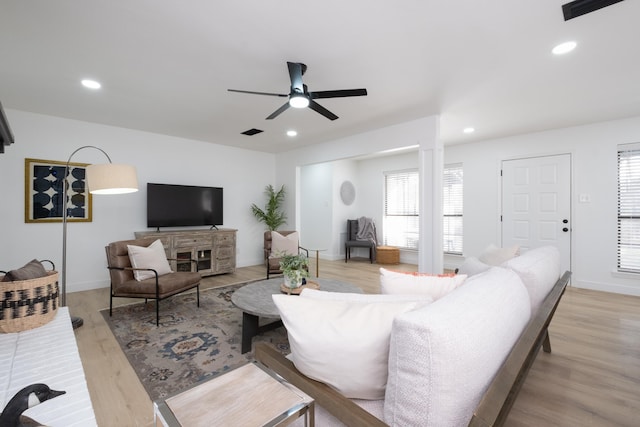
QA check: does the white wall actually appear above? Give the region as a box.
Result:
[331,159,361,259]
[0,110,275,293]
[299,162,333,251]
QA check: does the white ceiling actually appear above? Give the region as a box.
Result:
[1,1,638,154]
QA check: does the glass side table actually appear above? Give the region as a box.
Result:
[154,362,314,427]
[307,248,327,277]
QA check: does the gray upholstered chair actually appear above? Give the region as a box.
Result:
[105,238,201,326]
[264,231,309,279]
[345,219,375,263]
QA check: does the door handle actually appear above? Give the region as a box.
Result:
[563,227,569,232]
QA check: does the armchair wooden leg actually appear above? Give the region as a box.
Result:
[197,285,200,307]
[156,300,160,327]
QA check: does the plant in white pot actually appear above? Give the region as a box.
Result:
[279,252,310,289]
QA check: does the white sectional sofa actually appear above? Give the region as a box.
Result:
[257,245,569,427]
[0,307,97,426]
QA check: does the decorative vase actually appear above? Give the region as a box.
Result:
[284,270,304,289]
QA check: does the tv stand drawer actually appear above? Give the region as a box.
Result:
[174,235,211,248]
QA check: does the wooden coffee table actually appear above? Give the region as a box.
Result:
[154,361,314,426]
[231,277,362,353]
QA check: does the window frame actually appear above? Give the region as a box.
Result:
[443,163,463,255]
[617,142,640,274]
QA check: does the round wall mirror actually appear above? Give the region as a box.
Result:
[340,180,356,205]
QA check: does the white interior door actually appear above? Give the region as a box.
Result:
[501,154,571,273]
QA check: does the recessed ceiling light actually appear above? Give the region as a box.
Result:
[552,41,577,55]
[287,130,298,137]
[463,127,475,134]
[81,79,101,89]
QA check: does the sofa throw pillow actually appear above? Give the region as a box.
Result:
[478,244,520,266]
[270,231,299,257]
[502,246,561,314]
[456,256,491,276]
[1,259,48,282]
[379,268,467,301]
[272,294,425,400]
[127,239,173,281]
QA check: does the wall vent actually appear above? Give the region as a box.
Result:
[562,0,624,21]
[241,128,264,136]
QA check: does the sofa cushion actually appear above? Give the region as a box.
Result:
[270,231,299,257]
[502,245,561,314]
[384,267,531,427]
[1,259,48,282]
[300,288,434,304]
[112,271,200,298]
[272,294,426,400]
[456,256,491,276]
[379,268,467,300]
[127,239,173,281]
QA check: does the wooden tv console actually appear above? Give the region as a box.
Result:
[135,229,236,277]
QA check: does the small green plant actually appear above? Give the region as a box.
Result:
[279,252,309,287]
[251,184,287,231]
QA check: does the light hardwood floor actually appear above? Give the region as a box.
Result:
[67,258,640,426]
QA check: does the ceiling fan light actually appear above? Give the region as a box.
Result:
[289,94,309,109]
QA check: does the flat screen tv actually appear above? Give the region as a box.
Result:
[147,183,223,229]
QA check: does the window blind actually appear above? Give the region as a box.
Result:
[618,143,640,273]
[384,170,419,249]
[443,164,463,254]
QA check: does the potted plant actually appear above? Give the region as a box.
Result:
[279,252,310,288]
[251,184,287,231]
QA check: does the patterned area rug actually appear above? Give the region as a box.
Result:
[101,283,289,401]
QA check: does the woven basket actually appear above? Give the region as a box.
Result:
[0,271,59,333]
[377,246,400,264]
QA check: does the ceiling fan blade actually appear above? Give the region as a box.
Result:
[228,89,288,97]
[266,102,291,120]
[308,100,339,121]
[287,62,305,93]
[310,88,368,99]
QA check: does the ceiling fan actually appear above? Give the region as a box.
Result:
[228,62,367,121]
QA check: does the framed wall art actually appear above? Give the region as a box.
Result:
[24,158,93,223]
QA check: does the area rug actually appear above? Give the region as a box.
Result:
[101,283,289,401]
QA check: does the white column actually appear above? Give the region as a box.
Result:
[418,116,443,273]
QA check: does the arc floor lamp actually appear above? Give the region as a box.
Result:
[62,145,138,328]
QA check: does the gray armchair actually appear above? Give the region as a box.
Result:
[345,219,376,263]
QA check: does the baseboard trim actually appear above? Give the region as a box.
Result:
[573,279,640,297]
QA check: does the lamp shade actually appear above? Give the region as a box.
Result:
[86,163,139,194]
